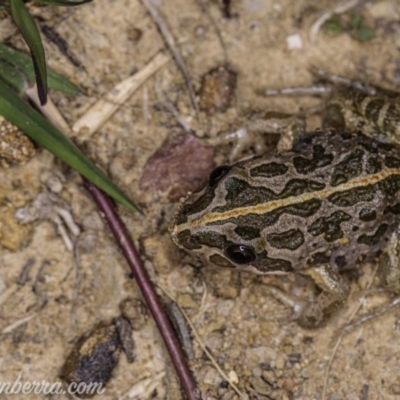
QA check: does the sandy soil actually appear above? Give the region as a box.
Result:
[1,0,400,399]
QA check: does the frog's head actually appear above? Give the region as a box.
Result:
[170,164,294,274]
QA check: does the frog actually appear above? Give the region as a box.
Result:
[170,75,400,329]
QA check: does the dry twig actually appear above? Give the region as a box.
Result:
[72,52,169,136]
[141,0,199,116]
[84,180,200,400]
[160,284,247,399]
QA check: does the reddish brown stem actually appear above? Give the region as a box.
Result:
[83,179,199,400]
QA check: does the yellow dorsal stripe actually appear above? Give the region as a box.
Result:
[175,168,400,233]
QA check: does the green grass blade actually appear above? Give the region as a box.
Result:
[32,0,92,5]
[0,42,81,95]
[0,59,28,93]
[0,81,139,212]
[10,0,47,104]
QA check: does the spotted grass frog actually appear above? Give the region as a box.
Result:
[171,77,400,328]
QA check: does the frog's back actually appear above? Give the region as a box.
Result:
[172,131,400,274]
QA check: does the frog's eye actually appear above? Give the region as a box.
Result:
[225,244,256,264]
[209,165,231,187]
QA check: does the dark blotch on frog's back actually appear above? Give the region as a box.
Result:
[235,226,260,240]
[366,156,383,174]
[266,229,305,250]
[359,208,377,222]
[250,162,288,177]
[307,210,352,242]
[357,224,389,246]
[293,144,334,174]
[174,186,216,225]
[328,186,376,207]
[331,149,364,186]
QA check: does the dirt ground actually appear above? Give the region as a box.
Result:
[1,0,400,399]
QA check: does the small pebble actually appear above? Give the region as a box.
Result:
[195,25,206,39]
[286,33,303,49]
[198,365,223,386]
[127,27,142,42]
[228,370,239,384]
[301,367,310,379]
[108,149,136,181]
[198,66,237,113]
[119,297,149,331]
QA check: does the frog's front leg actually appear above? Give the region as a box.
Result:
[271,265,350,329]
[297,265,350,328]
[340,230,400,332]
[207,112,306,161]
[240,111,307,154]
